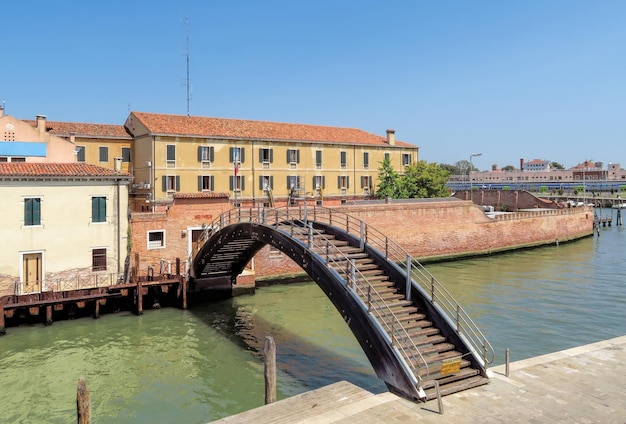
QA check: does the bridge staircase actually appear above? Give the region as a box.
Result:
[191,205,494,401]
[287,222,490,400]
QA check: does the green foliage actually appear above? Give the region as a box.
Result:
[501,165,516,171]
[376,159,450,199]
[550,161,565,170]
[540,186,547,193]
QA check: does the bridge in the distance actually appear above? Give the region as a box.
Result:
[189,205,495,401]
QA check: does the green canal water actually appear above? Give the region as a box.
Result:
[1,209,625,423]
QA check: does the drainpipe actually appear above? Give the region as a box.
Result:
[116,177,121,275]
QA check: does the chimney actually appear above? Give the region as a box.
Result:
[0,105,4,118]
[386,129,396,146]
[36,115,47,136]
[114,157,123,172]
[520,158,524,171]
[69,132,76,143]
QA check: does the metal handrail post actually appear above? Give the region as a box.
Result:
[405,255,412,301]
[360,221,365,250]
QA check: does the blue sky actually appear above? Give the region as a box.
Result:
[3,1,626,169]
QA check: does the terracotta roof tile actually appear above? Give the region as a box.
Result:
[131,112,416,148]
[0,162,132,178]
[25,120,131,139]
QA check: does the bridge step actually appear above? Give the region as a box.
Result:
[422,374,490,401]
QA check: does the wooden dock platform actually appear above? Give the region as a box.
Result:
[211,335,626,423]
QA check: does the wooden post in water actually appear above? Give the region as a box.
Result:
[0,302,5,336]
[94,300,100,319]
[76,377,91,424]
[181,276,187,310]
[45,305,53,326]
[264,336,277,404]
[136,279,143,315]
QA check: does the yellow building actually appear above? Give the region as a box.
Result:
[33,118,133,173]
[124,111,419,209]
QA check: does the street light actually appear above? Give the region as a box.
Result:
[469,153,482,202]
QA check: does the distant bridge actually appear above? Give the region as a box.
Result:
[189,205,495,401]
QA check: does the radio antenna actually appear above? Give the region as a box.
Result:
[185,17,191,117]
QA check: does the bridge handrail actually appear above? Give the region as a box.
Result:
[290,205,495,367]
[192,206,431,388]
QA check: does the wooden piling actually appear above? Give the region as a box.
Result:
[94,300,100,319]
[0,302,5,336]
[45,306,53,326]
[136,279,143,315]
[76,377,91,424]
[181,276,187,310]
[264,336,277,404]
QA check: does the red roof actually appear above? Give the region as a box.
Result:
[130,112,415,147]
[25,120,131,139]
[0,163,131,178]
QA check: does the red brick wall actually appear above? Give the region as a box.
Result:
[130,198,594,281]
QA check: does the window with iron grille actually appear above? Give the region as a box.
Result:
[92,248,107,271]
[147,231,165,249]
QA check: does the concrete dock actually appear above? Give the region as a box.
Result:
[211,335,626,423]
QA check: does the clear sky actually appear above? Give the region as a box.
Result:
[3,1,626,169]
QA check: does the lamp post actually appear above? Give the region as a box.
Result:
[469,153,482,202]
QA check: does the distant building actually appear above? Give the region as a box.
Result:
[521,158,551,172]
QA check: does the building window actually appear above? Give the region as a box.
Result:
[384,153,390,162]
[198,175,214,191]
[287,175,301,190]
[340,151,347,169]
[166,144,176,166]
[363,152,369,169]
[147,231,165,249]
[315,150,322,169]
[91,196,106,223]
[361,175,372,192]
[92,248,107,271]
[230,175,245,191]
[338,176,350,190]
[259,148,273,168]
[11,157,25,162]
[259,175,274,191]
[312,175,325,190]
[99,146,108,162]
[402,153,411,166]
[76,146,86,162]
[287,149,300,167]
[24,197,41,226]
[269,246,282,259]
[230,147,245,164]
[162,175,180,192]
[122,147,131,163]
[198,146,214,165]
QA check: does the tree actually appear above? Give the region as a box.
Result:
[376,157,401,198]
[438,163,459,175]
[550,162,564,170]
[377,159,450,199]
[502,165,516,171]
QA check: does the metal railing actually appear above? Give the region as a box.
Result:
[193,204,495,371]
[11,273,122,295]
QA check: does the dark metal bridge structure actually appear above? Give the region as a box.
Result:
[189,205,495,401]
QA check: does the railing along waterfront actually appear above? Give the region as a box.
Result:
[191,205,431,390]
[10,273,122,295]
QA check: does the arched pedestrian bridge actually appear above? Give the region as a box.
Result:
[189,205,495,401]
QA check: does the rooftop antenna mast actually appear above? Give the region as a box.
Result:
[185,17,191,117]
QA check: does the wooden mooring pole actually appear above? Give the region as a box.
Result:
[264,336,277,404]
[77,377,91,424]
[0,302,5,336]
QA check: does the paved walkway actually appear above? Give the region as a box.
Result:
[211,335,626,423]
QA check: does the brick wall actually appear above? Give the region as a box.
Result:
[130,197,594,282]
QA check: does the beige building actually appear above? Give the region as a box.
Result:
[124,112,419,209]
